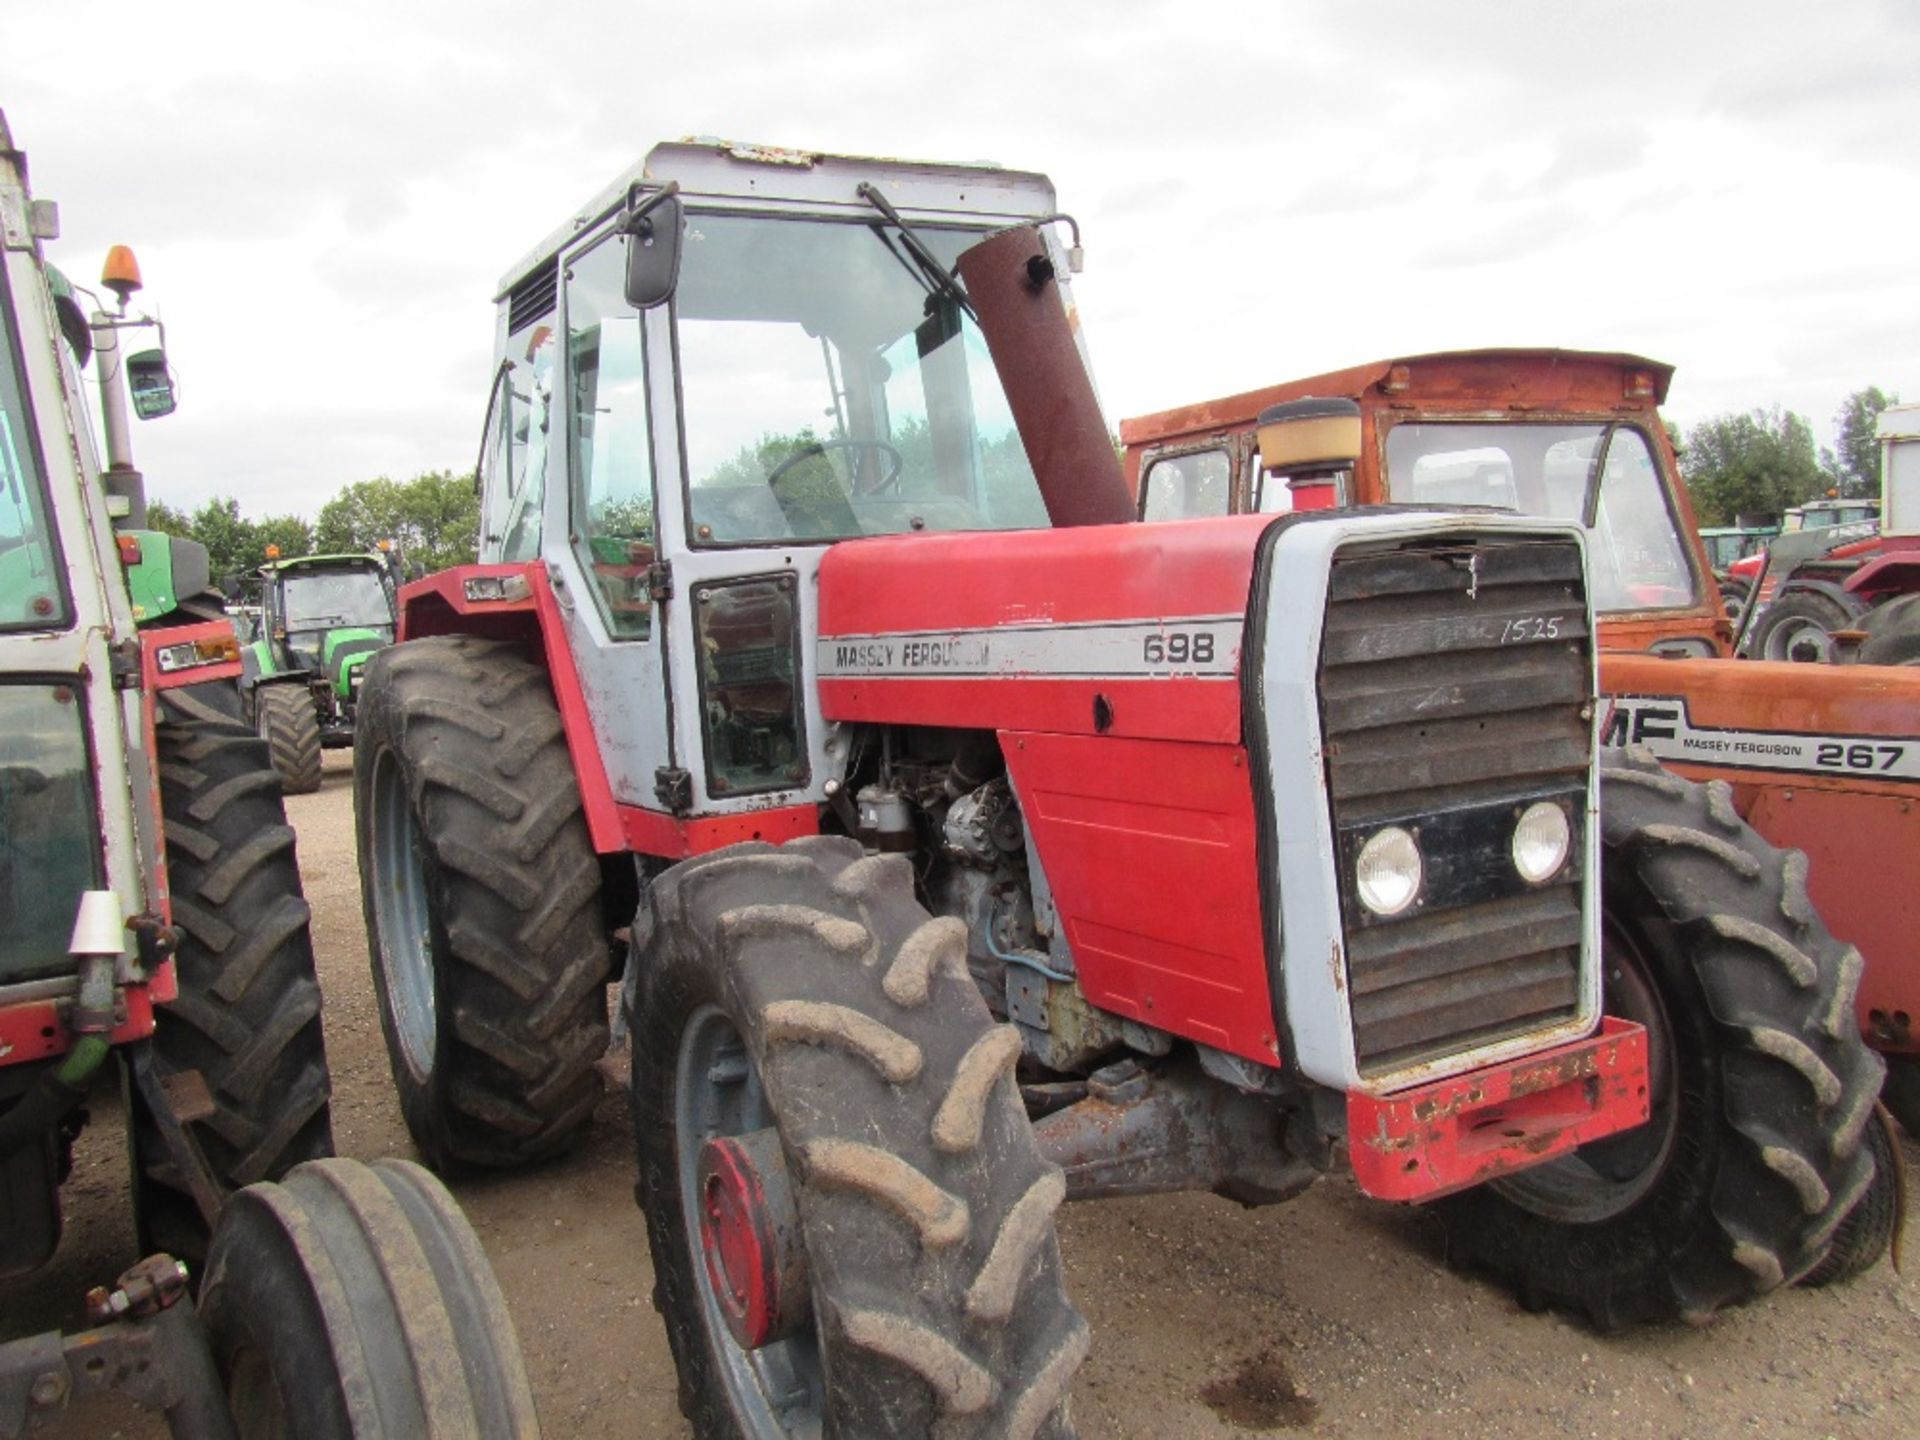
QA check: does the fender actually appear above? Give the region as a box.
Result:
[397,564,812,861]
[1841,546,1920,603]
[1770,576,1868,618]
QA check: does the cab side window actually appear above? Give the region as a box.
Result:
[564,231,656,639]
[1140,447,1231,521]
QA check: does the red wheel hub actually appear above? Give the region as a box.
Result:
[696,1128,808,1350]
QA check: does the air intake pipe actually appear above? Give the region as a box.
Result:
[954,227,1135,528]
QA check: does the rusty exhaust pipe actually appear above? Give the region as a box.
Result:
[955,226,1135,528]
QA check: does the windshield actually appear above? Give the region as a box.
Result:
[280,567,394,631]
[0,268,71,631]
[1384,421,1695,612]
[673,212,1050,545]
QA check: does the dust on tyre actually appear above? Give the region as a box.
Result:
[255,681,322,794]
[1437,747,1885,1328]
[200,1157,541,1438]
[1798,1104,1904,1287]
[631,837,1087,1440]
[353,635,608,1172]
[135,681,332,1269]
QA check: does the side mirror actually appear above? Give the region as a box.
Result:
[623,183,683,310]
[125,348,176,420]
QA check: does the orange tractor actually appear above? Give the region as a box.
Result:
[354,151,1885,1439]
[1122,348,1920,1146]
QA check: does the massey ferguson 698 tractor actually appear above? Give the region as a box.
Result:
[355,146,1884,1438]
[0,113,535,1438]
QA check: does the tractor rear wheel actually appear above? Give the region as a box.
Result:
[199,1157,540,1438]
[1797,1104,1904,1287]
[631,838,1086,1440]
[1437,747,1885,1328]
[354,636,608,1172]
[1858,594,1920,665]
[255,682,323,794]
[1751,590,1855,663]
[133,682,333,1271]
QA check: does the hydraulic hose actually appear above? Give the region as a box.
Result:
[0,1034,107,1158]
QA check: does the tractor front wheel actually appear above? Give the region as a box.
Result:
[199,1157,540,1438]
[133,683,332,1271]
[631,837,1087,1440]
[254,682,323,794]
[354,636,608,1172]
[1437,747,1885,1328]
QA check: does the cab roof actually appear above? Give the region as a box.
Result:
[497,137,1059,301]
[1120,348,1677,447]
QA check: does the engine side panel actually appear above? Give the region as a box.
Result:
[815,514,1270,743]
[1000,731,1278,1065]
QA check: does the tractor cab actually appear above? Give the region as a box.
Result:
[1120,349,1730,657]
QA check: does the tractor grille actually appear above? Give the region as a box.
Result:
[1318,536,1592,1075]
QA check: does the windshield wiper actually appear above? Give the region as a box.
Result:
[856,182,976,322]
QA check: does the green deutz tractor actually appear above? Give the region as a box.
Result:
[0,112,537,1438]
[240,550,399,792]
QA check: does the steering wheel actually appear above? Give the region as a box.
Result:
[765,439,905,498]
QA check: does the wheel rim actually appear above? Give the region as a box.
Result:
[1489,917,1679,1222]
[370,746,437,1079]
[675,1004,824,1438]
[1763,614,1836,663]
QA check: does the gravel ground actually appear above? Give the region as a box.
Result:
[7,748,1917,1437]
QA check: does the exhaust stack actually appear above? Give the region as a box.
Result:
[955,226,1134,528]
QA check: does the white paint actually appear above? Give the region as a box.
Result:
[818,616,1243,680]
[1602,694,1920,784]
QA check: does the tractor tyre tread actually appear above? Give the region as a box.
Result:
[255,682,323,794]
[138,681,333,1269]
[632,840,1085,1440]
[1439,746,1883,1329]
[354,635,607,1173]
[1798,1105,1903,1287]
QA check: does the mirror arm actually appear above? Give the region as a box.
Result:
[623,179,682,238]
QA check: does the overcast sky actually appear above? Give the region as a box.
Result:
[8,0,1917,519]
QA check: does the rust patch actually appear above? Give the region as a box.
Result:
[1201,1346,1319,1431]
[1509,1048,1600,1097]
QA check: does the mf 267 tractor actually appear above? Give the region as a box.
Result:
[354,147,1883,1439]
[240,546,400,793]
[0,112,536,1438]
[1122,346,1914,1190]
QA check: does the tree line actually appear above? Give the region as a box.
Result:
[147,470,479,578]
[1681,386,1897,527]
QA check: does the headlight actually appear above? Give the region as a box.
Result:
[1355,826,1422,916]
[1511,801,1572,883]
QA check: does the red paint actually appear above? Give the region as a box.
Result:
[399,563,627,855]
[619,804,818,859]
[1000,731,1278,1065]
[697,1136,783,1349]
[139,620,243,692]
[1347,1017,1650,1202]
[0,962,171,1062]
[817,516,1265,742]
[819,514,1268,633]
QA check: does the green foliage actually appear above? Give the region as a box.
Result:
[1681,406,1833,527]
[145,498,192,536]
[141,495,314,579]
[1832,386,1899,499]
[313,470,479,573]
